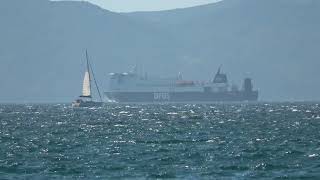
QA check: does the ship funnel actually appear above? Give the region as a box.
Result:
[243,78,253,92]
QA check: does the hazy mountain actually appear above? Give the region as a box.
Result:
[0,0,174,102]
[1,0,320,102]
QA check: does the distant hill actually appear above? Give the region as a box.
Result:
[1,0,320,102]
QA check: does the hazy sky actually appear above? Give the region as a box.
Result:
[73,0,220,12]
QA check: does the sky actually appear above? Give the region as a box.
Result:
[73,0,220,12]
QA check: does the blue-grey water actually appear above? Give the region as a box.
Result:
[1,103,320,179]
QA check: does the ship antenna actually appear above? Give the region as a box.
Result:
[86,50,103,102]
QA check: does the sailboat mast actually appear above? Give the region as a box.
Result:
[85,50,92,99]
[86,50,103,102]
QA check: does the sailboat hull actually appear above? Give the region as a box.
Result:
[72,100,103,108]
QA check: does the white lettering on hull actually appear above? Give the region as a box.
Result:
[154,92,170,101]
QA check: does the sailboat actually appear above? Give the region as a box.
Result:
[72,50,103,107]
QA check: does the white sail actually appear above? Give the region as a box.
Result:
[82,71,91,97]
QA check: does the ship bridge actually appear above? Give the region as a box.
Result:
[212,67,228,84]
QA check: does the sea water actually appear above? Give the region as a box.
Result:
[1,103,320,179]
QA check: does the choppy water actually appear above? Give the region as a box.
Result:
[1,103,320,179]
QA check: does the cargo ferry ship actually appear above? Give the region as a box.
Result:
[105,66,258,103]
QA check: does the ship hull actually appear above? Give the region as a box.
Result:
[105,91,258,103]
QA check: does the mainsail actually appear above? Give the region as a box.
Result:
[82,51,91,97]
[82,70,91,97]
